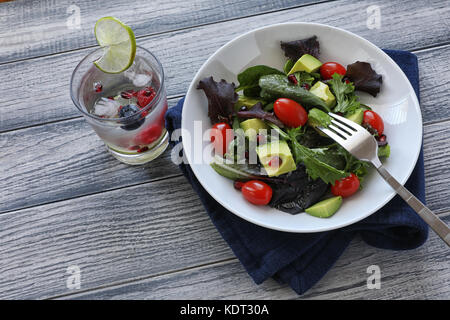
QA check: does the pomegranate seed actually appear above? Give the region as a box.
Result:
[244,151,249,159]
[137,146,149,153]
[94,82,103,93]
[129,145,140,151]
[234,181,244,190]
[287,74,298,85]
[301,83,310,90]
[121,91,134,99]
[376,134,388,146]
[143,88,154,96]
[137,87,156,108]
[268,156,282,168]
[107,96,115,100]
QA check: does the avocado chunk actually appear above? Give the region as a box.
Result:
[256,140,297,177]
[234,96,263,111]
[288,54,322,74]
[309,81,336,108]
[305,196,342,218]
[240,118,269,141]
[345,108,364,124]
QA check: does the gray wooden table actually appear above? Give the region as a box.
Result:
[0,0,449,300]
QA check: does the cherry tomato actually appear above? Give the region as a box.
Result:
[331,173,360,198]
[210,122,233,156]
[241,180,273,205]
[320,62,346,80]
[273,98,308,128]
[363,110,384,135]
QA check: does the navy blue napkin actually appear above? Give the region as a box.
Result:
[165,50,428,295]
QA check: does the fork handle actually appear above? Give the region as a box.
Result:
[374,162,450,247]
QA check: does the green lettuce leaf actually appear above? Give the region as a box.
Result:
[210,155,265,180]
[334,94,360,115]
[236,65,284,92]
[335,145,371,181]
[243,86,262,98]
[283,59,294,74]
[259,74,330,112]
[309,147,346,170]
[307,108,332,128]
[292,71,316,87]
[328,73,361,114]
[287,128,348,184]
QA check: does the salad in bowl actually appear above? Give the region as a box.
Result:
[197,35,390,218]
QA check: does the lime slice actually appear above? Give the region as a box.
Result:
[94,17,136,74]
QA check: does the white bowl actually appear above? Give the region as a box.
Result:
[181,22,422,233]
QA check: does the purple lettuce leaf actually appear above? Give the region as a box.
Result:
[280,36,320,61]
[346,61,382,97]
[268,164,329,214]
[237,102,285,128]
[197,77,239,124]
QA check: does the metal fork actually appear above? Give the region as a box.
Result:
[318,113,450,247]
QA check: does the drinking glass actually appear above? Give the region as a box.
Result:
[70,46,168,165]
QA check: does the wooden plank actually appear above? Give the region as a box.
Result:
[417,45,450,123]
[0,111,180,214]
[0,0,449,132]
[0,0,321,64]
[0,175,233,299]
[0,174,448,300]
[1,115,449,215]
[60,216,450,300]
[0,122,449,299]
[422,120,450,212]
[0,0,449,301]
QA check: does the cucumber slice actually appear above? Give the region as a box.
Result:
[305,196,342,218]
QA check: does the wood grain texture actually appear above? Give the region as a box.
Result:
[0,120,449,299]
[1,0,449,301]
[1,116,449,215]
[0,175,448,300]
[0,100,180,213]
[0,0,449,132]
[0,175,233,299]
[0,0,321,64]
[422,120,450,212]
[417,45,450,123]
[62,216,450,300]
